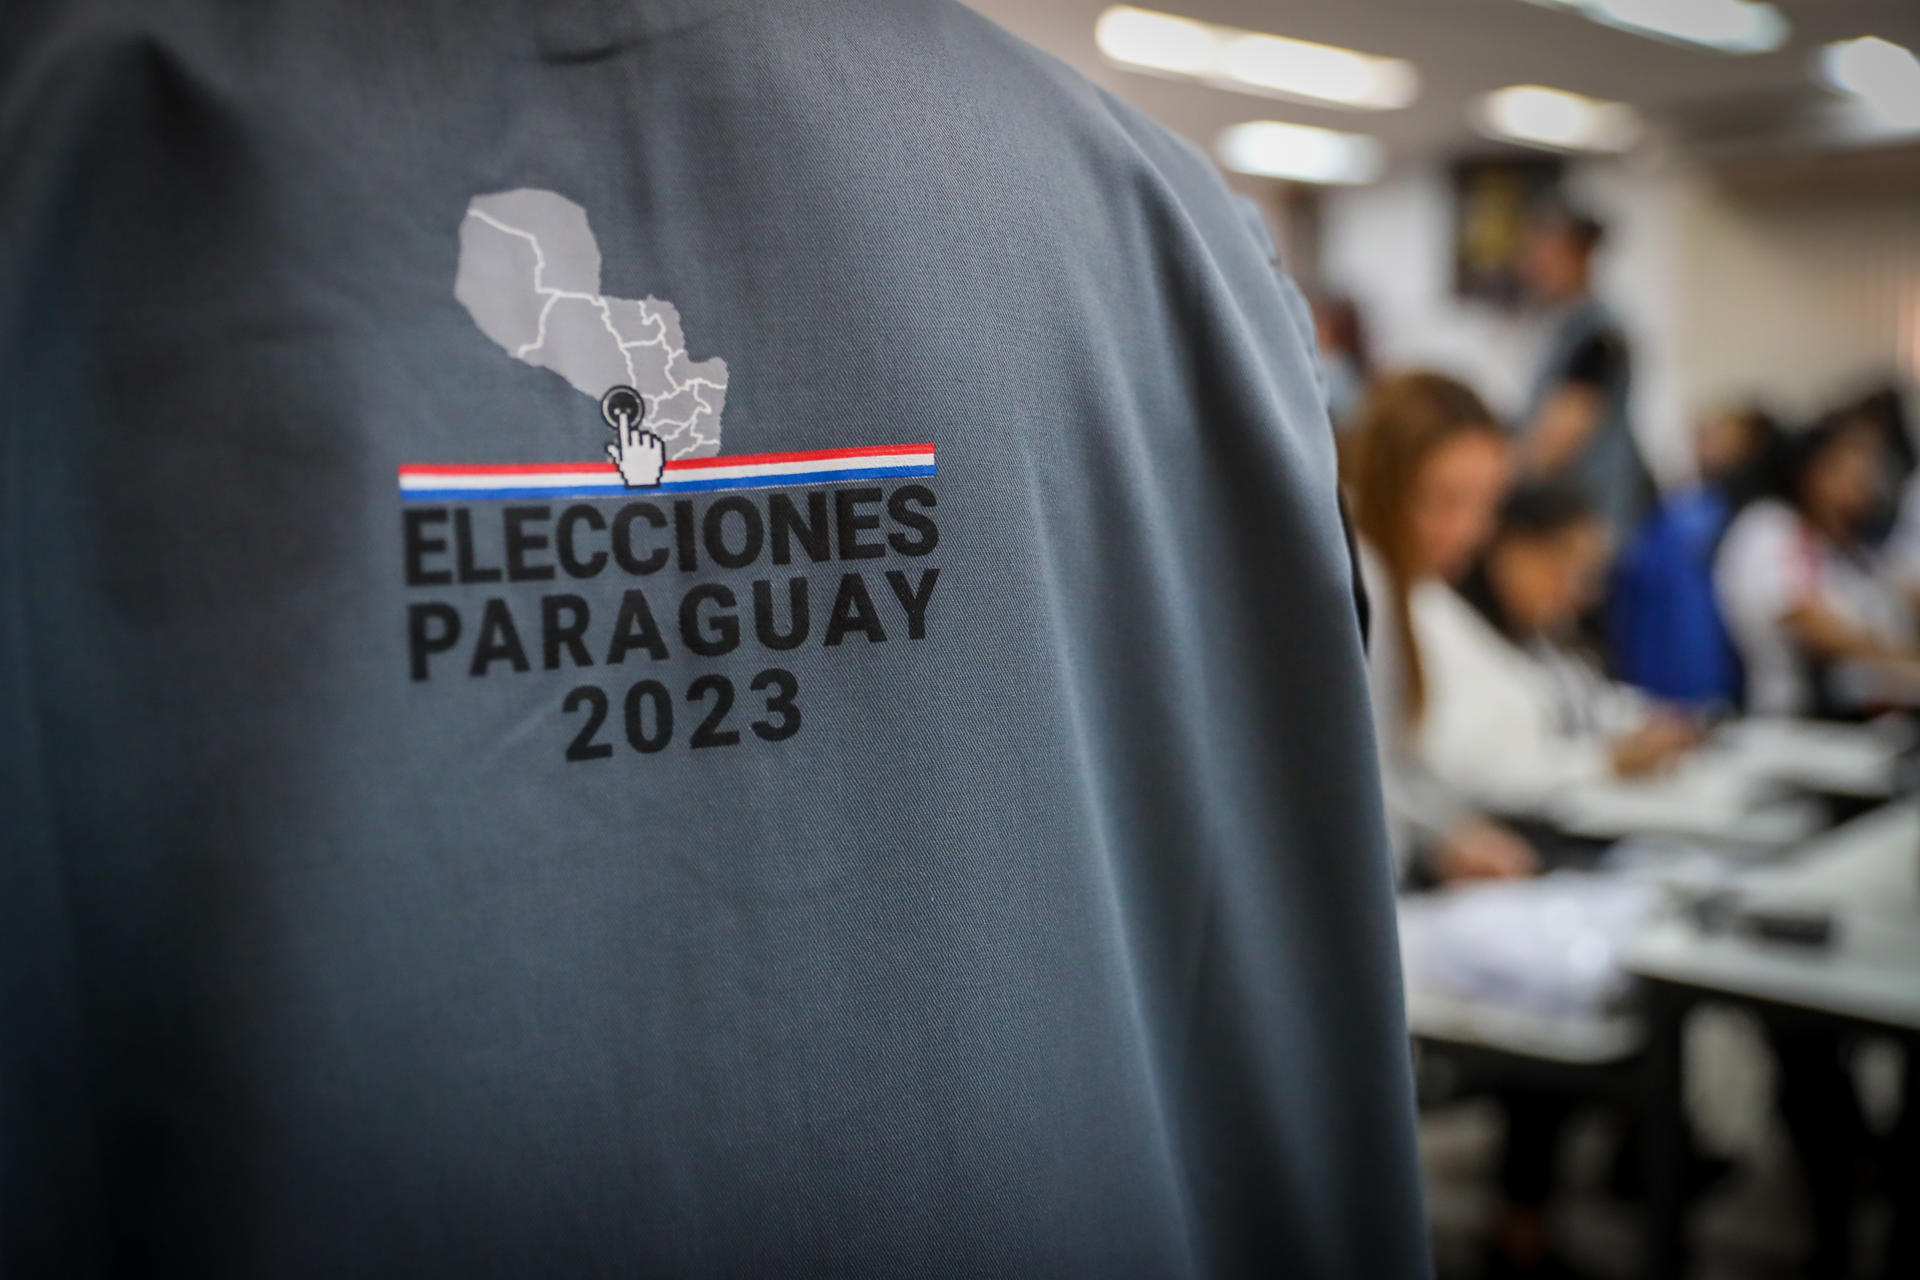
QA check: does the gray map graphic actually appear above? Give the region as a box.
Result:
[454,188,728,458]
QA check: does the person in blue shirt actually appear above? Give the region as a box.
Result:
[1609,406,1780,705]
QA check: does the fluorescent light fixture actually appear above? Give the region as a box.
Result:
[1476,85,1643,153]
[1094,6,1418,111]
[1219,34,1419,110]
[1526,0,1788,55]
[1215,121,1386,184]
[1820,36,1920,130]
[1092,6,1216,78]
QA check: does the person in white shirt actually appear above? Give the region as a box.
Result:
[1414,483,1699,820]
[1716,409,1920,716]
[1344,372,1535,881]
[1351,390,1636,1273]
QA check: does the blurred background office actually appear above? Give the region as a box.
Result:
[965,3,1920,1277]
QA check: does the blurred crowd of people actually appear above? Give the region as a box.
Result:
[1318,206,1920,1277]
[1322,207,1920,882]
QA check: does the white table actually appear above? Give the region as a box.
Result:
[1545,717,1909,846]
[1402,984,1641,1066]
[1623,800,1920,1279]
[1625,799,1920,1031]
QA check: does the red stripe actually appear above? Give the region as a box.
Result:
[666,443,935,471]
[399,462,616,477]
[398,443,935,479]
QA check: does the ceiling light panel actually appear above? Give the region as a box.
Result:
[1526,0,1788,55]
[1214,121,1387,185]
[1476,85,1644,153]
[1095,6,1418,111]
[1820,37,1920,131]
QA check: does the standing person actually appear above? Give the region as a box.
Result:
[1345,372,1537,883]
[1515,206,1650,538]
[1309,292,1372,436]
[0,1,1427,1275]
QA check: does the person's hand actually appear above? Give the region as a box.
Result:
[606,419,666,488]
[1432,818,1538,882]
[1870,653,1920,700]
[1610,711,1700,778]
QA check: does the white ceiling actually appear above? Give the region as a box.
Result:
[959,0,1920,173]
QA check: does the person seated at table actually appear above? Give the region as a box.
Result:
[1344,370,1538,883]
[1609,404,1780,706]
[1716,406,1920,717]
[1349,386,1683,1273]
[1348,373,1583,1274]
[1866,386,1920,610]
[1414,483,1702,820]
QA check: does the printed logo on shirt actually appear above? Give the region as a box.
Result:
[455,187,730,458]
[400,189,941,760]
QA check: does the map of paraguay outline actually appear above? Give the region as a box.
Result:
[454,188,728,459]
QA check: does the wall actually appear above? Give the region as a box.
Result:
[1670,178,1920,428]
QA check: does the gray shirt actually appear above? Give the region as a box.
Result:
[1,2,1425,1274]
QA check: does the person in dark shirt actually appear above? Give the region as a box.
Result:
[1516,206,1651,538]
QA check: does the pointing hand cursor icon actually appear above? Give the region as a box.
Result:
[602,385,664,488]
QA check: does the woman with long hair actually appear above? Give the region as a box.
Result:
[1345,371,1533,882]
[1350,374,1590,1275]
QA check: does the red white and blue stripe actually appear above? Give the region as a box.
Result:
[398,443,936,501]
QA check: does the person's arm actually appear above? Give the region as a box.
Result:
[1522,331,1622,475]
[1426,817,1538,881]
[1353,547,1534,881]
[1378,740,1538,881]
[1780,599,1920,696]
[1608,712,1701,777]
[1552,648,1701,774]
[1781,599,1915,665]
[1525,383,1605,475]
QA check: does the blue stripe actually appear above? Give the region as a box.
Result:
[401,484,630,501]
[399,463,936,502]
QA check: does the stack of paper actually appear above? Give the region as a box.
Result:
[1399,874,1655,1020]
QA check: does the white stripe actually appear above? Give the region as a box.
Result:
[398,470,614,491]
[663,451,933,483]
[398,450,933,491]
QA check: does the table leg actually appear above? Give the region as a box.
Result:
[1884,1035,1919,1280]
[1642,982,1690,1280]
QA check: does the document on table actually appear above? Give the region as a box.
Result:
[1399,873,1654,1021]
[1547,757,1822,846]
[1544,716,1907,843]
[1710,716,1911,798]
